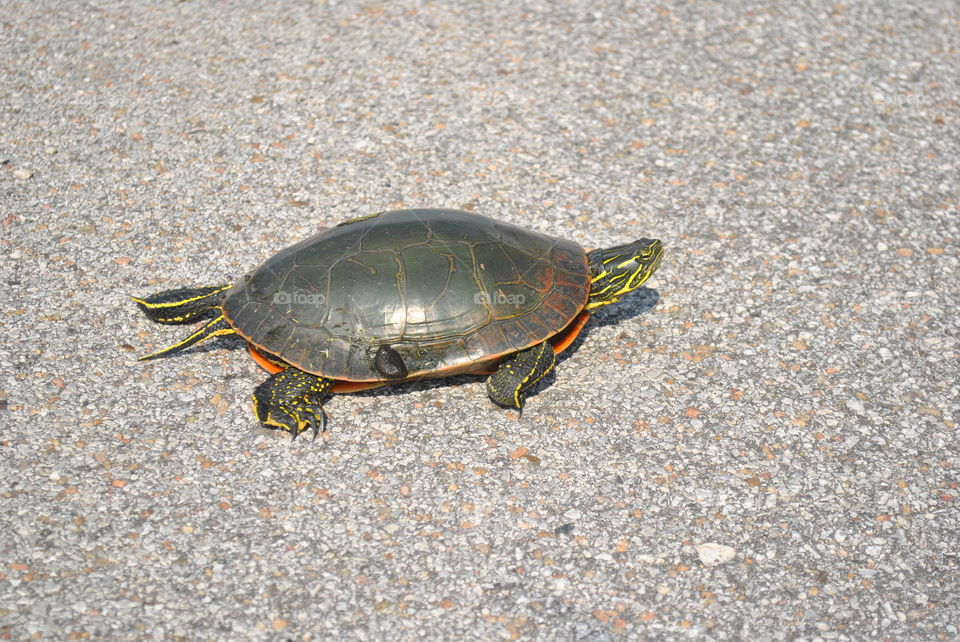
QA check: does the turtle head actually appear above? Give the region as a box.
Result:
[585,238,663,310]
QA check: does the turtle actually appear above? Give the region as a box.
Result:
[132,208,663,437]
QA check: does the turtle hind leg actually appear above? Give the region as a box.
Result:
[132,285,231,324]
[252,368,334,439]
[486,341,556,416]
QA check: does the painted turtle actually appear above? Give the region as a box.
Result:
[133,209,663,437]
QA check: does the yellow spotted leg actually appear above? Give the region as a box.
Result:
[252,368,334,440]
[486,341,556,416]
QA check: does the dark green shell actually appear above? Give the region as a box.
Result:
[222,209,590,381]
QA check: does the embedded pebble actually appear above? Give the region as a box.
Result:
[696,543,737,567]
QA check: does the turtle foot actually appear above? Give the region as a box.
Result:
[252,368,334,439]
[486,341,556,415]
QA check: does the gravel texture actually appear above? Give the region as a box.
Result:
[2,1,958,640]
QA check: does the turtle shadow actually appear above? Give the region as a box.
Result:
[524,287,660,399]
[556,287,660,367]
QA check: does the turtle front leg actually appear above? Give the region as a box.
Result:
[252,367,334,439]
[486,341,556,415]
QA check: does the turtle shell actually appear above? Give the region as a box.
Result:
[221,209,590,381]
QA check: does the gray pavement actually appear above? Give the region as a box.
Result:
[1,1,958,639]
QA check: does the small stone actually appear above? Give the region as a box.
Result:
[846,398,865,414]
[554,523,575,536]
[14,168,33,180]
[696,543,736,566]
[563,508,582,520]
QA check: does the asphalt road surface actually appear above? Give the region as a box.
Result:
[1,1,957,639]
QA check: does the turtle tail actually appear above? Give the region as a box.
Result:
[131,285,232,324]
[138,314,236,361]
[132,285,236,361]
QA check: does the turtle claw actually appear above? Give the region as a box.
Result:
[314,409,327,439]
[301,406,326,440]
[263,404,325,440]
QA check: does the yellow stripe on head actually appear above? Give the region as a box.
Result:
[586,238,663,309]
